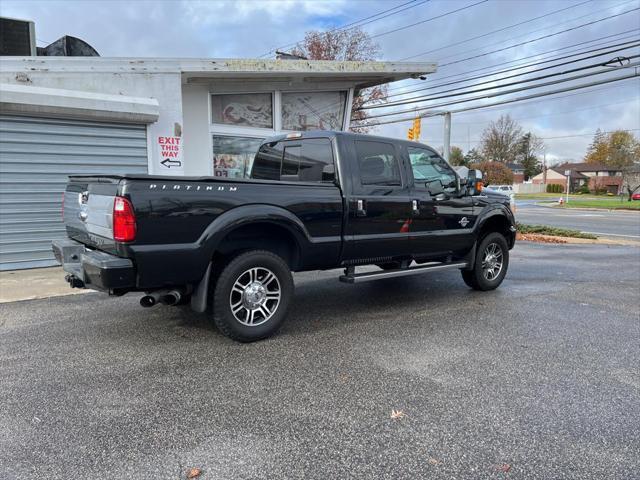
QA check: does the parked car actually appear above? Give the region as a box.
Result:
[489,184,515,194]
[632,192,640,200]
[53,131,516,342]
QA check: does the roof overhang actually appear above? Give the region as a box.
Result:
[0,57,437,90]
[0,82,160,123]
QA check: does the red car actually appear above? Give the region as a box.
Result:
[632,192,640,201]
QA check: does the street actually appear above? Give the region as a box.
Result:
[1,242,639,480]
[516,203,640,239]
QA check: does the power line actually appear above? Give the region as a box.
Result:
[399,0,594,61]
[381,37,640,100]
[362,63,640,120]
[437,6,640,69]
[450,128,640,144]
[406,0,638,65]
[428,98,639,126]
[386,28,640,94]
[365,43,640,107]
[362,52,640,110]
[369,0,489,39]
[356,73,640,127]
[532,129,640,140]
[256,0,431,58]
[436,81,640,121]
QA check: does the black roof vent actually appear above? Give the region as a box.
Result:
[37,35,99,56]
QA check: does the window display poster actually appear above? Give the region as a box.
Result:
[211,93,273,129]
[212,136,263,178]
[282,91,346,131]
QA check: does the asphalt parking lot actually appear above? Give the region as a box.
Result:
[1,242,639,480]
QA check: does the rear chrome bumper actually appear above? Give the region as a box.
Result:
[52,238,135,291]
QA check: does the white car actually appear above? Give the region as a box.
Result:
[490,185,515,194]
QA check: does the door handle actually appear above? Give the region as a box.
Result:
[411,199,420,215]
[356,199,367,217]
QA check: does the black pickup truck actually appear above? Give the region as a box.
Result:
[53,131,516,342]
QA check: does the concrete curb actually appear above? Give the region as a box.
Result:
[0,267,94,304]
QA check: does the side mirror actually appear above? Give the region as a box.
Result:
[466,169,484,195]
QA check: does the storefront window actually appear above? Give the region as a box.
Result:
[211,93,273,129]
[212,136,264,178]
[281,91,347,131]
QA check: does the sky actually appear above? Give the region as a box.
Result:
[1,0,639,164]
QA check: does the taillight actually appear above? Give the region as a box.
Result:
[113,196,136,242]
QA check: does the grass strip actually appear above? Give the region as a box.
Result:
[516,222,597,239]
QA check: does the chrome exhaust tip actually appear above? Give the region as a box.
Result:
[140,294,158,308]
[159,290,182,306]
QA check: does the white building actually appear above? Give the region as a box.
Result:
[0,57,436,269]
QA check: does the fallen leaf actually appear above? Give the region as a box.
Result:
[496,463,511,473]
[427,457,441,465]
[187,467,202,478]
[390,409,406,419]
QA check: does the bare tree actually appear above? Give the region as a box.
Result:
[480,115,523,163]
[291,27,385,133]
[621,165,640,201]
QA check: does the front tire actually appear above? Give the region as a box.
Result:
[212,250,294,342]
[461,232,509,291]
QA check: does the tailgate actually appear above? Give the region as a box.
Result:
[64,176,121,250]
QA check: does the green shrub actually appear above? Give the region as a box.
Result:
[579,184,591,194]
[516,222,597,239]
[546,183,564,193]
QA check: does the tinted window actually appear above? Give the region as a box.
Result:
[252,142,283,180]
[355,140,401,186]
[408,146,457,192]
[251,138,335,183]
[281,145,301,179]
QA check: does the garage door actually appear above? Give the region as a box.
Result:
[0,115,148,271]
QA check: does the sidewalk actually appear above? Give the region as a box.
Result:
[0,267,92,303]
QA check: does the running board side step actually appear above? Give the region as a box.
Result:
[339,261,469,284]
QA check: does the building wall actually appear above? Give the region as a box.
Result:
[2,63,356,178]
[182,83,211,176]
[0,69,183,175]
[589,175,623,194]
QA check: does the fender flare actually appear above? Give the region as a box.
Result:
[197,204,312,261]
[473,205,515,235]
[466,205,516,265]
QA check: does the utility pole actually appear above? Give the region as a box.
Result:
[443,112,451,162]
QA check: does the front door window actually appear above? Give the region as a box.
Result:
[408,146,458,194]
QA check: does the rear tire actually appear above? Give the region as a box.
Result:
[212,250,294,342]
[461,232,509,291]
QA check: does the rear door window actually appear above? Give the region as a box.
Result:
[252,138,335,183]
[354,140,402,186]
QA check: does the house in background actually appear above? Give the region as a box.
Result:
[531,163,623,193]
[531,168,568,191]
[506,162,525,183]
[556,162,623,194]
